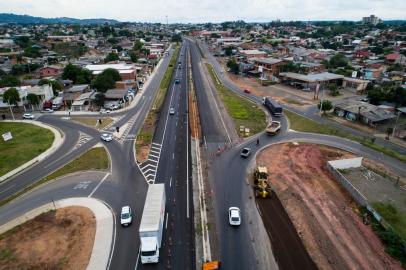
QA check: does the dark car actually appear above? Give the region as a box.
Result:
[240,148,251,158]
[175,79,180,84]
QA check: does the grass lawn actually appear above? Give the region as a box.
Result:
[206,64,267,136]
[71,117,114,129]
[0,122,54,176]
[285,110,406,162]
[372,202,406,241]
[136,45,180,161]
[0,147,109,208]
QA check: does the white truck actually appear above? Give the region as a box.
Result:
[139,184,166,264]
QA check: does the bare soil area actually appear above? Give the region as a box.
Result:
[0,206,96,270]
[257,143,403,270]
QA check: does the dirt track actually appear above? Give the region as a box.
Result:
[256,143,403,270]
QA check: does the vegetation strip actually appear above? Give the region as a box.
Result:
[205,64,266,137]
[0,122,54,176]
[135,45,180,162]
[0,147,109,208]
[285,110,406,162]
[71,117,114,130]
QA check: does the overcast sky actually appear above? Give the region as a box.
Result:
[1,0,405,23]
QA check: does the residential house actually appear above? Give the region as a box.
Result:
[39,66,63,78]
[71,91,96,111]
[250,57,286,79]
[239,49,268,59]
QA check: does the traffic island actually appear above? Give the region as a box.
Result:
[205,63,267,137]
[0,197,114,270]
[0,121,62,182]
[0,146,109,208]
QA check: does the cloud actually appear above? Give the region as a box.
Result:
[0,0,405,23]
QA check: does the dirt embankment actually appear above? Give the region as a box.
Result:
[0,206,96,270]
[257,143,403,270]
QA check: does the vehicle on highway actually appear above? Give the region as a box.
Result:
[110,104,120,110]
[100,133,113,142]
[43,108,54,113]
[244,88,251,94]
[265,121,281,135]
[262,97,283,117]
[139,184,166,264]
[100,108,111,114]
[169,107,175,115]
[240,147,251,158]
[175,78,180,84]
[22,113,35,119]
[228,207,241,226]
[203,260,221,270]
[120,206,132,226]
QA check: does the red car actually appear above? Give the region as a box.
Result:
[244,89,251,93]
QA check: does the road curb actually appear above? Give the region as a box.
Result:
[0,197,114,270]
[0,120,64,183]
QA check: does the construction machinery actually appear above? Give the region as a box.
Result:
[253,166,272,198]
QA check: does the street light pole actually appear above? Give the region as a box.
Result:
[392,111,401,137]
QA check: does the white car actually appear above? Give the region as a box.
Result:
[120,206,132,226]
[169,107,175,115]
[100,108,111,114]
[228,207,241,226]
[23,113,34,119]
[110,104,119,110]
[44,108,54,113]
[101,133,113,142]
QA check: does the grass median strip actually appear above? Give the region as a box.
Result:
[0,122,54,176]
[136,45,180,162]
[205,64,266,137]
[285,110,406,162]
[71,117,114,129]
[0,147,109,208]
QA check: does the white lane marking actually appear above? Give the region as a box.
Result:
[165,212,169,229]
[169,177,172,187]
[152,142,162,147]
[106,202,117,270]
[186,49,190,219]
[150,149,160,154]
[134,247,140,270]
[88,173,110,197]
[0,184,15,194]
[172,153,175,159]
[149,153,160,159]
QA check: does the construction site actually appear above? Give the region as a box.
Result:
[255,143,403,270]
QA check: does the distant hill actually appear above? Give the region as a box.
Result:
[0,13,119,24]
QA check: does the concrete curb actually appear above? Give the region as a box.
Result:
[0,197,114,270]
[0,120,64,183]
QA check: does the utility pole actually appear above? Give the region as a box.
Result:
[392,110,401,137]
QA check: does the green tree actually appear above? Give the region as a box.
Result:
[38,79,50,85]
[129,52,138,63]
[26,93,39,110]
[227,58,239,74]
[23,47,41,58]
[328,83,340,96]
[367,86,385,105]
[317,100,333,114]
[94,93,105,108]
[171,34,182,43]
[91,69,121,92]
[3,87,20,106]
[329,53,348,68]
[62,64,92,84]
[51,80,63,96]
[133,40,144,51]
[0,75,20,87]
[224,47,233,56]
[105,52,119,62]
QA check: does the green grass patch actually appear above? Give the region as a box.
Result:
[285,110,406,162]
[71,117,114,129]
[0,147,109,208]
[372,202,406,241]
[0,122,54,176]
[136,45,180,161]
[206,64,266,136]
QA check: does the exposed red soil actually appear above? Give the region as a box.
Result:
[256,143,403,270]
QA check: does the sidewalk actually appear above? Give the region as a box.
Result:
[0,197,114,270]
[0,120,64,183]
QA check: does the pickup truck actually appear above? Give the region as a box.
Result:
[265,121,281,135]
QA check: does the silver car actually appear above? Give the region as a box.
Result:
[23,113,34,119]
[101,133,113,142]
